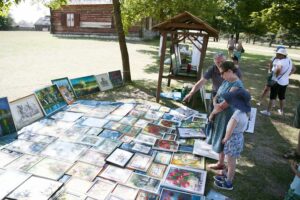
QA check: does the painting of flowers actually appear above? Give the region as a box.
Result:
[153,139,179,152]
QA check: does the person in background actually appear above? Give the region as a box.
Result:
[234,40,244,61]
[284,160,300,200]
[213,88,251,190]
[183,53,242,103]
[232,55,240,68]
[207,61,244,171]
[260,48,296,116]
[227,35,235,58]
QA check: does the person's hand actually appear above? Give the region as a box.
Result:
[208,113,214,122]
[290,160,298,169]
[222,137,229,144]
[183,93,192,103]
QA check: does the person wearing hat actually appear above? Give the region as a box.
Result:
[213,88,251,190]
[260,48,296,116]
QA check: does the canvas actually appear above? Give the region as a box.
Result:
[35,85,67,116]
[174,106,199,118]
[100,129,123,140]
[126,173,160,193]
[5,139,48,155]
[147,163,167,179]
[8,176,63,200]
[0,97,16,136]
[51,77,76,104]
[105,148,134,167]
[158,119,181,129]
[85,127,103,136]
[134,133,157,146]
[159,106,171,113]
[162,165,207,195]
[127,109,146,118]
[193,139,220,160]
[119,134,134,143]
[111,184,139,200]
[28,157,73,180]
[123,126,142,137]
[95,73,113,91]
[108,70,123,88]
[70,75,100,97]
[127,153,153,171]
[93,138,121,155]
[143,123,170,138]
[50,111,83,122]
[18,132,57,144]
[131,143,151,154]
[171,152,205,169]
[163,133,177,141]
[105,114,124,121]
[177,127,206,139]
[135,190,159,200]
[0,150,22,167]
[80,117,109,128]
[162,113,185,122]
[153,151,172,165]
[134,119,152,129]
[153,139,179,152]
[103,121,122,130]
[144,110,164,121]
[119,116,138,126]
[87,178,116,200]
[67,104,95,113]
[99,164,133,183]
[159,188,204,200]
[78,149,107,167]
[67,161,102,181]
[111,103,135,116]
[10,94,44,130]
[5,154,42,171]
[84,109,110,118]
[77,135,104,146]
[0,170,32,200]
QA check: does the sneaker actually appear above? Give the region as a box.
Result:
[277,109,283,115]
[214,180,233,190]
[213,175,226,183]
[260,110,271,116]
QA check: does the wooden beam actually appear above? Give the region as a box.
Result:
[156,32,167,103]
[197,35,209,80]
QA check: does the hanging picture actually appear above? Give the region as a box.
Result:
[0,97,16,136]
[99,164,133,183]
[153,139,179,152]
[171,152,205,169]
[9,94,44,130]
[162,165,207,195]
[95,73,113,91]
[127,153,153,172]
[159,188,204,200]
[126,173,161,193]
[51,77,76,104]
[70,75,100,97]
[105,148,134,167]
[35,85,67,116]
[177,127,206,139]
[108,70,123,88]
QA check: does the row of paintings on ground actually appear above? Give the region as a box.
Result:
[0,100,229,199]
[0,70,123,136]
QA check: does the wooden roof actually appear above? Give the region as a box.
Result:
[152,11,219,38]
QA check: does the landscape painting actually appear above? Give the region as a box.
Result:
[0,97,17,136]
[51,77,76,104]
[10,94,44,130]
[70,75,100,97]
[108,70,123,88]
[95,73,113,91]
[35,85,67,116]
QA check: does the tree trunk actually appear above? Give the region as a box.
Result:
[112,0,131,83]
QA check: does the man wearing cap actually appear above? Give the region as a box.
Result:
[183,52,242,103]
[260,48,296,116]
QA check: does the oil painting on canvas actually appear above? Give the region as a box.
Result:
[0,97,16,136]
[52,77,76,104]
[70,75,100,97]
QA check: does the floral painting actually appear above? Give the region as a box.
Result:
[153,139,179,152]
[159,188,204,200]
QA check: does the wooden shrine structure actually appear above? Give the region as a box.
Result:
[152,11,219,103]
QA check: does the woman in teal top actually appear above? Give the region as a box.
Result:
[207,61,244,170]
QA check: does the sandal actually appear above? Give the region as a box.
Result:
[283,150,300,159]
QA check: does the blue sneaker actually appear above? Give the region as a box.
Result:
[213,175,226,183]
[214,180,233,190]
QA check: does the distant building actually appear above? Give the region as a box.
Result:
[34,16,51,31]
[50,0,156,39]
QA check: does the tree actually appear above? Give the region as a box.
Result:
[0,14,14,30]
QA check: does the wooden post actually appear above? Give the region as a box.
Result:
[197,35,209,79]
[156,32,167,103]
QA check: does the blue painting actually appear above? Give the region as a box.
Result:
[70,75,100,97]
[0,97,16,136]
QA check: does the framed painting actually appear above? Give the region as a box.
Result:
[80,117,109,128]
[9,94,44,130]
[99,164,133,183]
[127,109,146,118]
[146,162,167,179]
[93,138,121,155]
[8,176,63,200]
[0,97,16,136]
[95,73,113,91]
[126,173,161,194]
[86,178,116,200]
[177,127,206,139]
[0,170,32,200]
[78,149,107,167]
[119,134,134,143]
[134,119,152,129]
[127,153,153,172]
[158,119,181,129]
[193,139,220,160]
[51,77,76,104]
[67,104,94,113]
[99,129,123,140]
[105,148,134,167]
[111,103,135,116]
[123,126,141,137]
[135,190,159,200]
[171,152,205,169]
[50,111,83,122]
[119,116,138,126]
[70,75,100,97]
[131,143,151,154]
[35,85,67,116]
[153,139,179,152]
[163,133,177,141]
[111,184,139,200]
[66,161,102,181]
[85,127,103,136]
[153,151,172,165]
[105,114,124,121]
[134,133,157,146]
[28,157,73,180]
[5,154,42,172]
[159,188,204,200]
[5,139,48,155]
[143,123,170,138]
[162,165,207,195]
[144,110,164,121]
[18,131,57,144]
[108,70,123,88]
[77,135,104,146]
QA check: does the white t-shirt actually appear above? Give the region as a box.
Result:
[275,57,292,86]
[270,56,280,72]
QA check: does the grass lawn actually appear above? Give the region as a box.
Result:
[1,31,300,199]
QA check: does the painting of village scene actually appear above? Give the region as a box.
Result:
[51,77,76,104]
[70,75,100,97]
[0,97,16,136]
[10,94,44,130]
[35,85,67,116]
